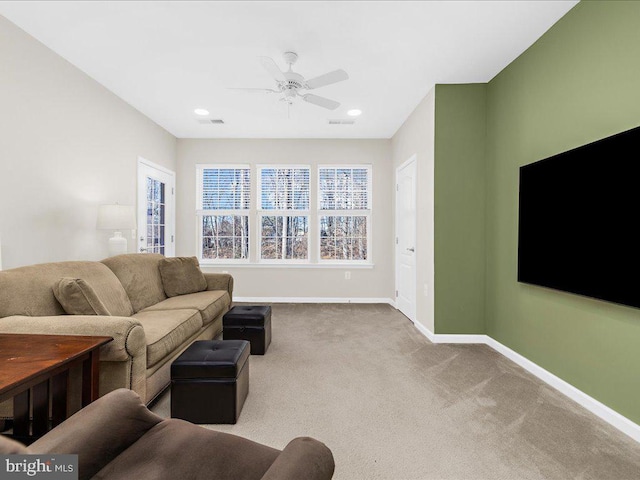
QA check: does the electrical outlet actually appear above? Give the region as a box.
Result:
[424,284,429,297]
[345,271,351,280]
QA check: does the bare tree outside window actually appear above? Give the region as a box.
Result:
[146,177,166,255]
[197,164,371,264]
[319,167,371,262]
[259,167,309,261]
[198,167,250,260]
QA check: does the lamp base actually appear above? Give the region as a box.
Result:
[107,232,128,257]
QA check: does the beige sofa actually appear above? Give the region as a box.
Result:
[0,253,233,405]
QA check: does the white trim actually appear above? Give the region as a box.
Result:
[395,155,417,322]
[412,320,435,342]
[234,296,395,305]
[396,155,418,172]
[137,157,176,257]
[431,334,487,344]
[409,327,640,443]
[484,336,640,444]
[138,156,175,176]
[197,163,251,170]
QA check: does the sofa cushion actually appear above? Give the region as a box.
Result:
[132,309,203,368]
[158,257,207,298]
[53,278,112,316]
[141,291,230,325]
[0,261,133,318]
[102,254,167,313]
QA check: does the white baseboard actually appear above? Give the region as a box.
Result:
[412,329,640,443]
[412,321,435,342]
[484,336,640,443]
[234,296,395,306]
[432,334,487,344]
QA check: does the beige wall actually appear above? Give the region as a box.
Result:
[0,16,176,269]
[391,88,435,332]
[176,139,394,300]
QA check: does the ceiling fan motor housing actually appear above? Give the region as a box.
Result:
[281,71,305,91]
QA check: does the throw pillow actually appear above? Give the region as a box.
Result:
[159,256,208,297]
[53,278,112,316]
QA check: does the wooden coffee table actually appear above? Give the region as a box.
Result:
[0,333,112,442]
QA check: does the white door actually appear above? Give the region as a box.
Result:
[137,158,176,256]
[396,156,417,322]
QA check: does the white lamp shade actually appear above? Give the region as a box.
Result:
[97,204,136,230]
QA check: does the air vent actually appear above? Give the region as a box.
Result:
[328,119,355,125]
[197,119,225,125]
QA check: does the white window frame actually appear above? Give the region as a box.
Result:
[317,165,373,264]
[196,164,251,264]
[257,165,311,264]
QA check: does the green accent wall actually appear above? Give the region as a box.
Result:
[485,0,640,424]
[434,84,486,334]
[435,1,640,424]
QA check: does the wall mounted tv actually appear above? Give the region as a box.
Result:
[518,125,640,309]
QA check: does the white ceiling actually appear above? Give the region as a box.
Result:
[0,1,578,139]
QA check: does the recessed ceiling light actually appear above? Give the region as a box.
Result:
[347,109,362,117]
[194,108,210,116]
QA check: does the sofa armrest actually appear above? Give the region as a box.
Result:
[203,273,234,303]
[30,389,162,480]
[0,315,146,362]
[261,437,335,480]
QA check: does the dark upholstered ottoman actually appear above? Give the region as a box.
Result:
[223,305,272,355]
[171,340,249,424]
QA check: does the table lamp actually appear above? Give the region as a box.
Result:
[97,204,136,257]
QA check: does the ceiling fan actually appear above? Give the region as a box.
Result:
[231,52,349,111]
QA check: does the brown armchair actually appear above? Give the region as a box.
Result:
[0,389,335,480]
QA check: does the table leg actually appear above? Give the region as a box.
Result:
[32,380,49,436]
[82,351,100,407]
[51,371,68,427]
[13,390,30,437]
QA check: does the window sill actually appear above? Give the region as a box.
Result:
[199,262,374,269]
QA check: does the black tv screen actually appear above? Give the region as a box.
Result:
[518,125,640,309]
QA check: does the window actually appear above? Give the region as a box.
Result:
[319,166,371,262]
[196,164,372,265]
[197,166,250,261]
[258,167,310,261]
[145,177,166,255]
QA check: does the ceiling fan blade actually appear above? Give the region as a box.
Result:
[302,94,340,110]
[305,69,349,90]
[228,88,279,93]
[258,56,287,82]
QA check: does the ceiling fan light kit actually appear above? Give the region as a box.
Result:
[231,51,349,112]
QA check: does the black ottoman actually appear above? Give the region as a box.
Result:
[223,305,272,355]
[171,340,249,424]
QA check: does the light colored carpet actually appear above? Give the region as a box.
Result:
[151,303,640,479]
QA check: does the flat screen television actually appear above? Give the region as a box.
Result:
[518,125,640,309]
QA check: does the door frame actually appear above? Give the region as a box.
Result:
[137,157,176,256]
[395,154,417,322]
